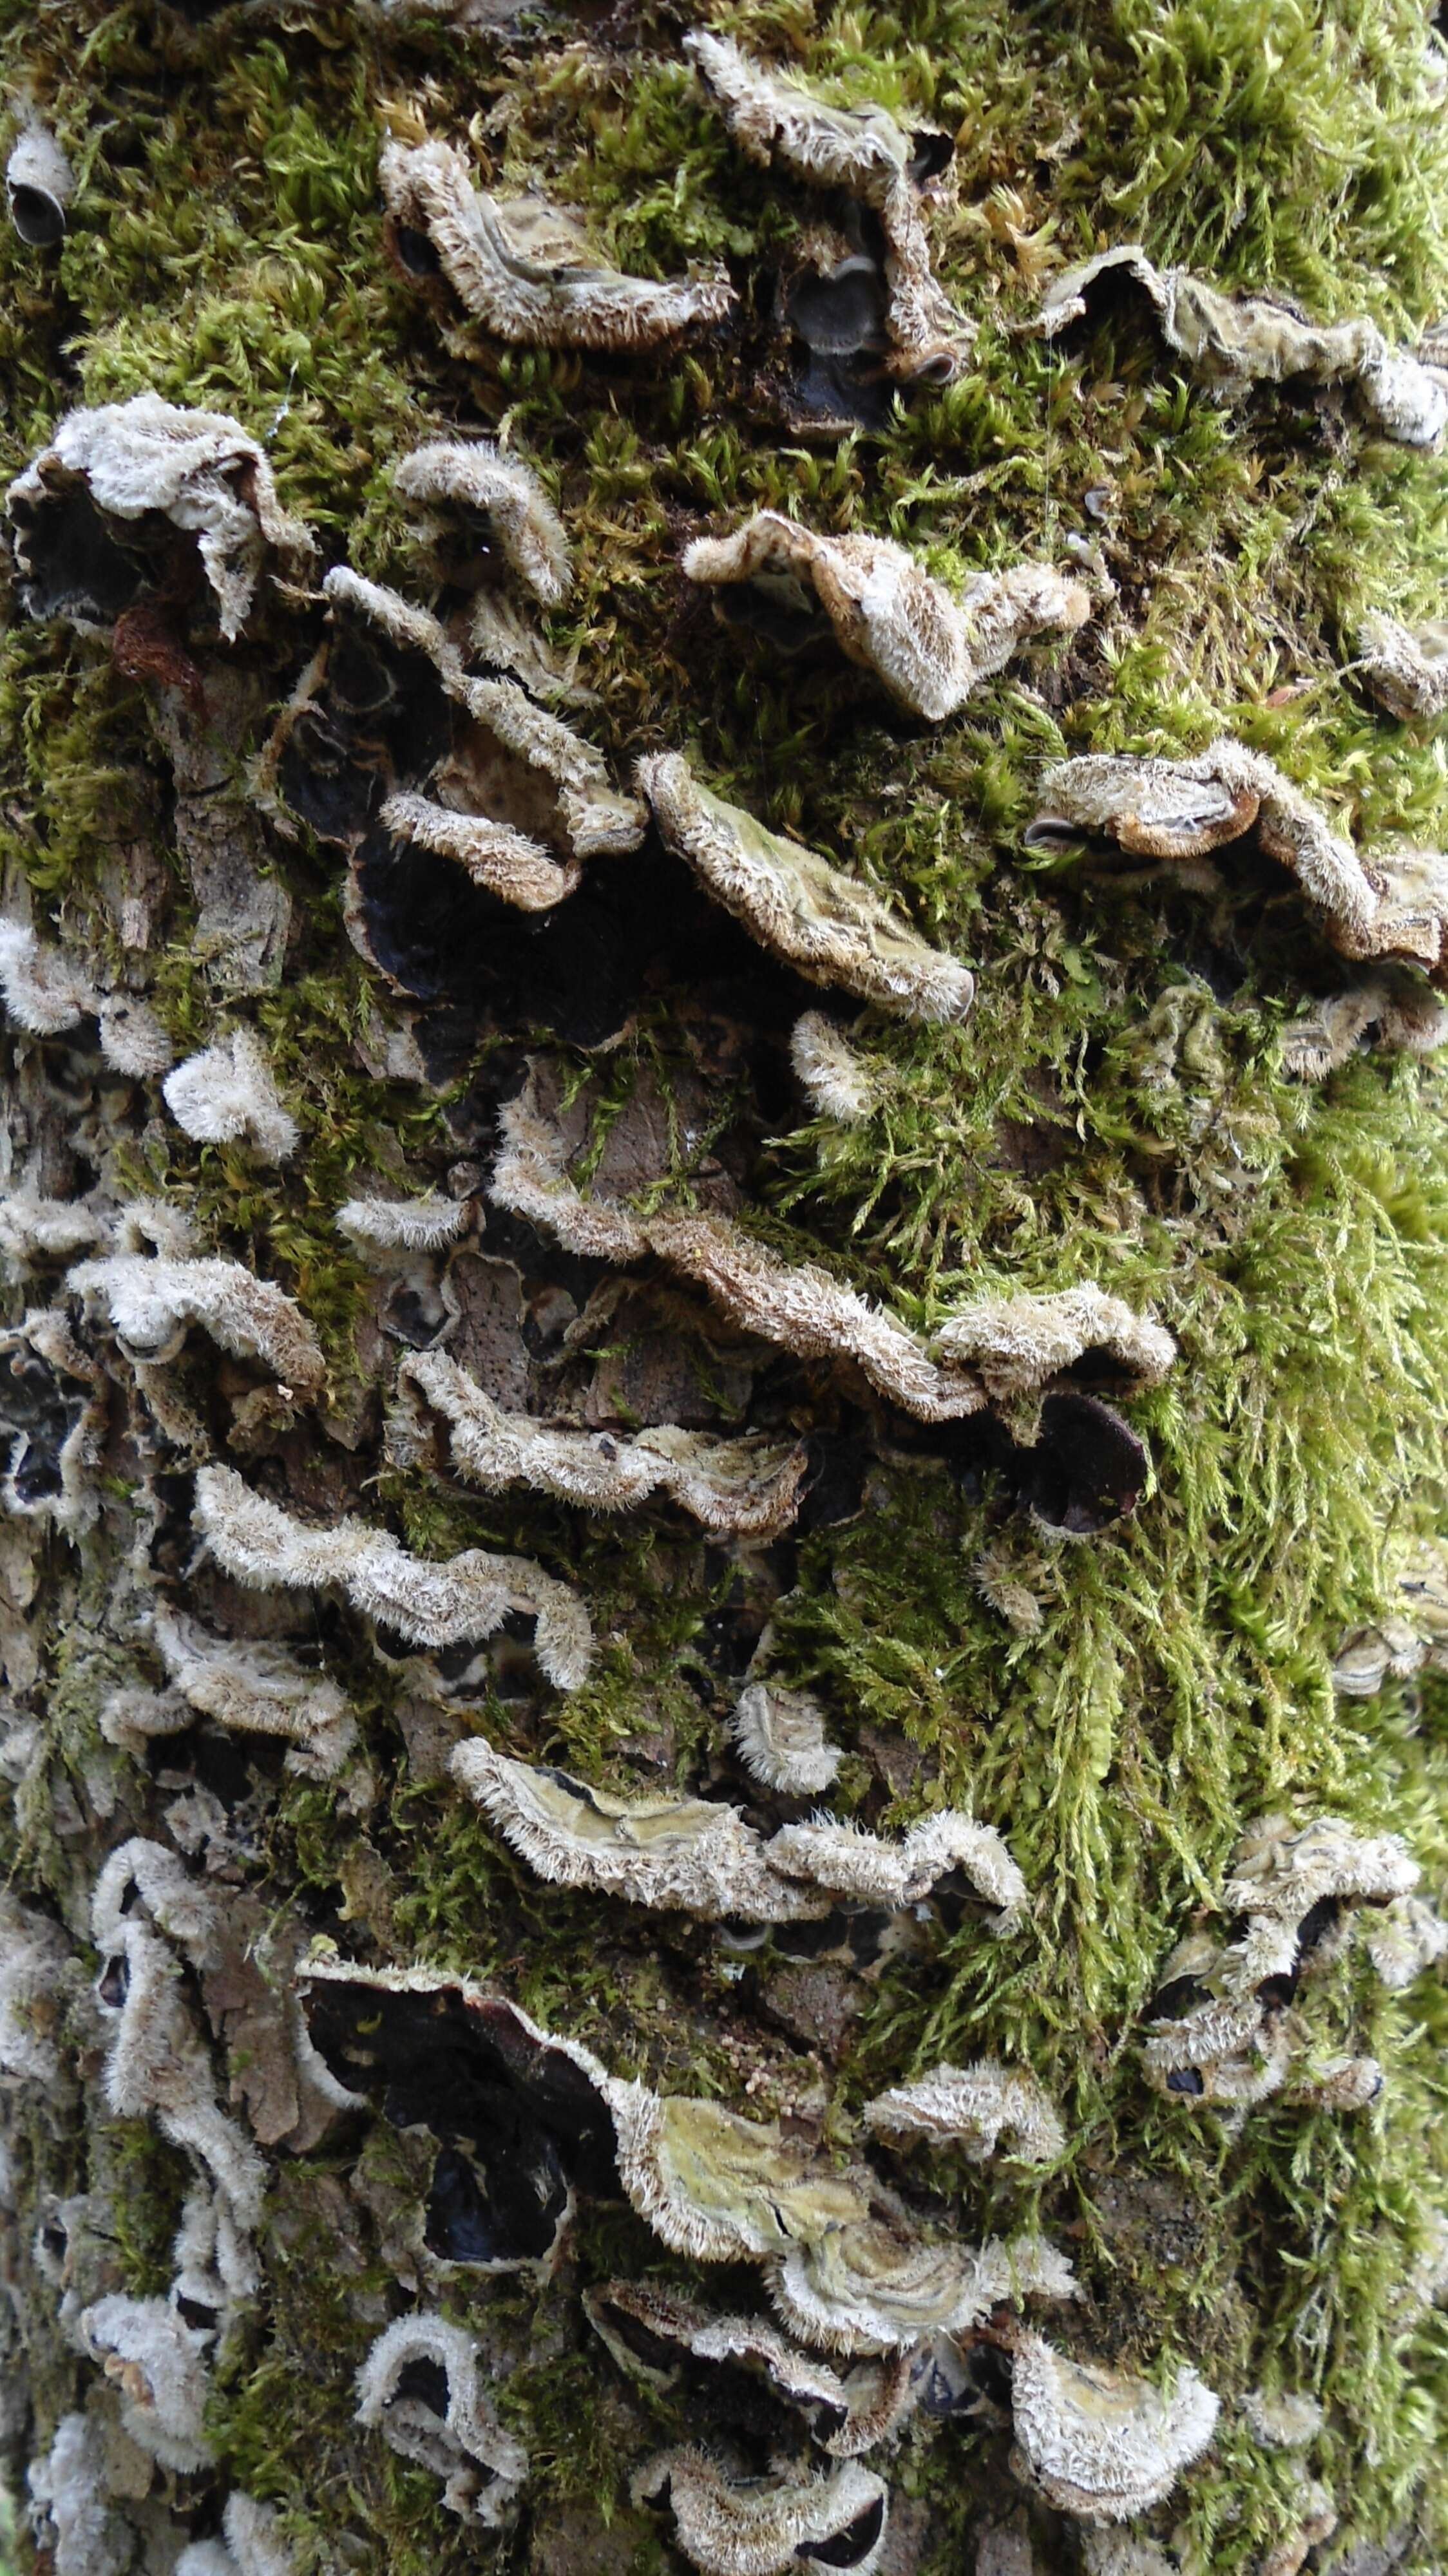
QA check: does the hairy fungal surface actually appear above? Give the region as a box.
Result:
[3,4,1448,2576]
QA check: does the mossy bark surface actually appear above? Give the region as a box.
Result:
[3,3,1448,2573]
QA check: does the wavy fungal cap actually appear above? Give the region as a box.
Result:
[162,1030,298,1163]
[683,511,1089,721]
[393,438,571,607]
[354,2313,528,2526]
[632,2447,889,2576]
[732,1679,843,1794]
[7,393,314,639]
[861,2061,1065,2163]
[379,136,734,350]
[638,750,975,1023]
[405,1345,810,1537]
[1034,245,1448,448]
[193,1462,593,1686]
[66,1253,325,1394]
[1004,2327,1221,2523]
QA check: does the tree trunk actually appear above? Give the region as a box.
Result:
[3,5,1448,2575]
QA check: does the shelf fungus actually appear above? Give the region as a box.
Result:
[681,512,1089,721]
[102,1603,359,1781]
[163,1028,299,1162]
[638,751,975,1023]
[6,119,74,247]
[449,1735,1024,1928]
[998,2321,1220,2523]
[6,393,315,641]
[265,564,641,919]
[393,438,570,611]
[354,2314,528,2525]
[931,1287,1176,1414]
[1143,1815,1422,2108]
[1026,740,1448,981]
[379,136,734,350]
[584,2282,913,2458]
[335,1191,471,1254]
[193,1462,593,1686]
[1356,609,1448,722]
[300,1964,1071,2351]
[632,2448,890,2576]
[1033,247,1448,450]
[66,1253,325,1397]
[1282,968,1448,1079]
[790,1012,876,1122]
[0,1307,106,1529]
[1332,1535,1448,1697]
[401,1345,812,1538]
[685,28,969,384]
[77,2295,214,2472]
[0,921,173,1072]
[732,1679,843,1795]
[92,1841,265,2314]
[861,2061,1065,2164]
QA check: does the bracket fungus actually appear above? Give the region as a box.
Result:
[770,2221,1078,2358]
[193,1462,593,1686]
[6,394,314,641]
[0,921,173,1073]
[0,1307,105,1529]
[102,1602,359,1781]
[632,2448,889,2576]
[1143,1815,1422,2108]
[0,1894,68,2083]
[335,1191,470,1254]
[584,2282,913,2458]
[66,1253,325,1397]
[1034,247,1448,449]
[162,1029,298,1162]
[393,438,570,611]
[790,1012,876,1122]
[6,119,73,247]
[861,2061,1065,2164]
[998,2322,1220,2523]
[1333,1535,1448,1697]
[681,512,1089,721]
[638,750,975,1023]
[379,135,734,350]
[1356,611,1448,721]
[354,2313,528,2524]
[931,1287,1176,1412]
[1282,968,1448,1079]
[1026,741,1448,983]
[401,1345,812,1537]
[732,1679,843,1795]
[266,565,641,924]
[449,1732,1024,1928]
[685,28,969,385]
[77,2295,214,2472]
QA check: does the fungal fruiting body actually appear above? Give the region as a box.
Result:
[584,2282,913,2457]
[354,2314,528,2524]
[1282,969,1448,1078]
[1000,2322,1220,2521]
[392,438,571,607]
[861,2061,1065,2164]
[682,511,1089,719]
[1035,247,1448,448]
[448,1734,1022,1925]
[1027,739,1448,982]
[684,28,969,383]
[379,137,734,349]
[162,1030,298,1162]
[6,395,315,638]
[638,750,975,1022]
[1143,1815,1421,2107]
[66,1253,325,1395]
[632,2448,890,2576]
[1357,611,1448,721]
[6,120,74,247]
[192,1463,593,1687]
[732,1679,843,1794]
